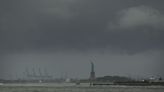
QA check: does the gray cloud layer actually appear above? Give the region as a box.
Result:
[109,6,164,29]
[0,0,164,79]
[0,0,164,54]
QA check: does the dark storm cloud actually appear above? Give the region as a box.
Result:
[0,0,164,79]
[0,0,164,54]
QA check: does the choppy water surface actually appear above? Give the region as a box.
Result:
[0,83,164,92]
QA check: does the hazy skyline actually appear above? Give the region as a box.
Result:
[0,0,164,79]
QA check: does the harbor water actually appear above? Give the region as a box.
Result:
[0,83,164,92]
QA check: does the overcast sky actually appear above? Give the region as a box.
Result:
[0,0,164,79]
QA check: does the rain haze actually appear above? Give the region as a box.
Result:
[0,0,164,79]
